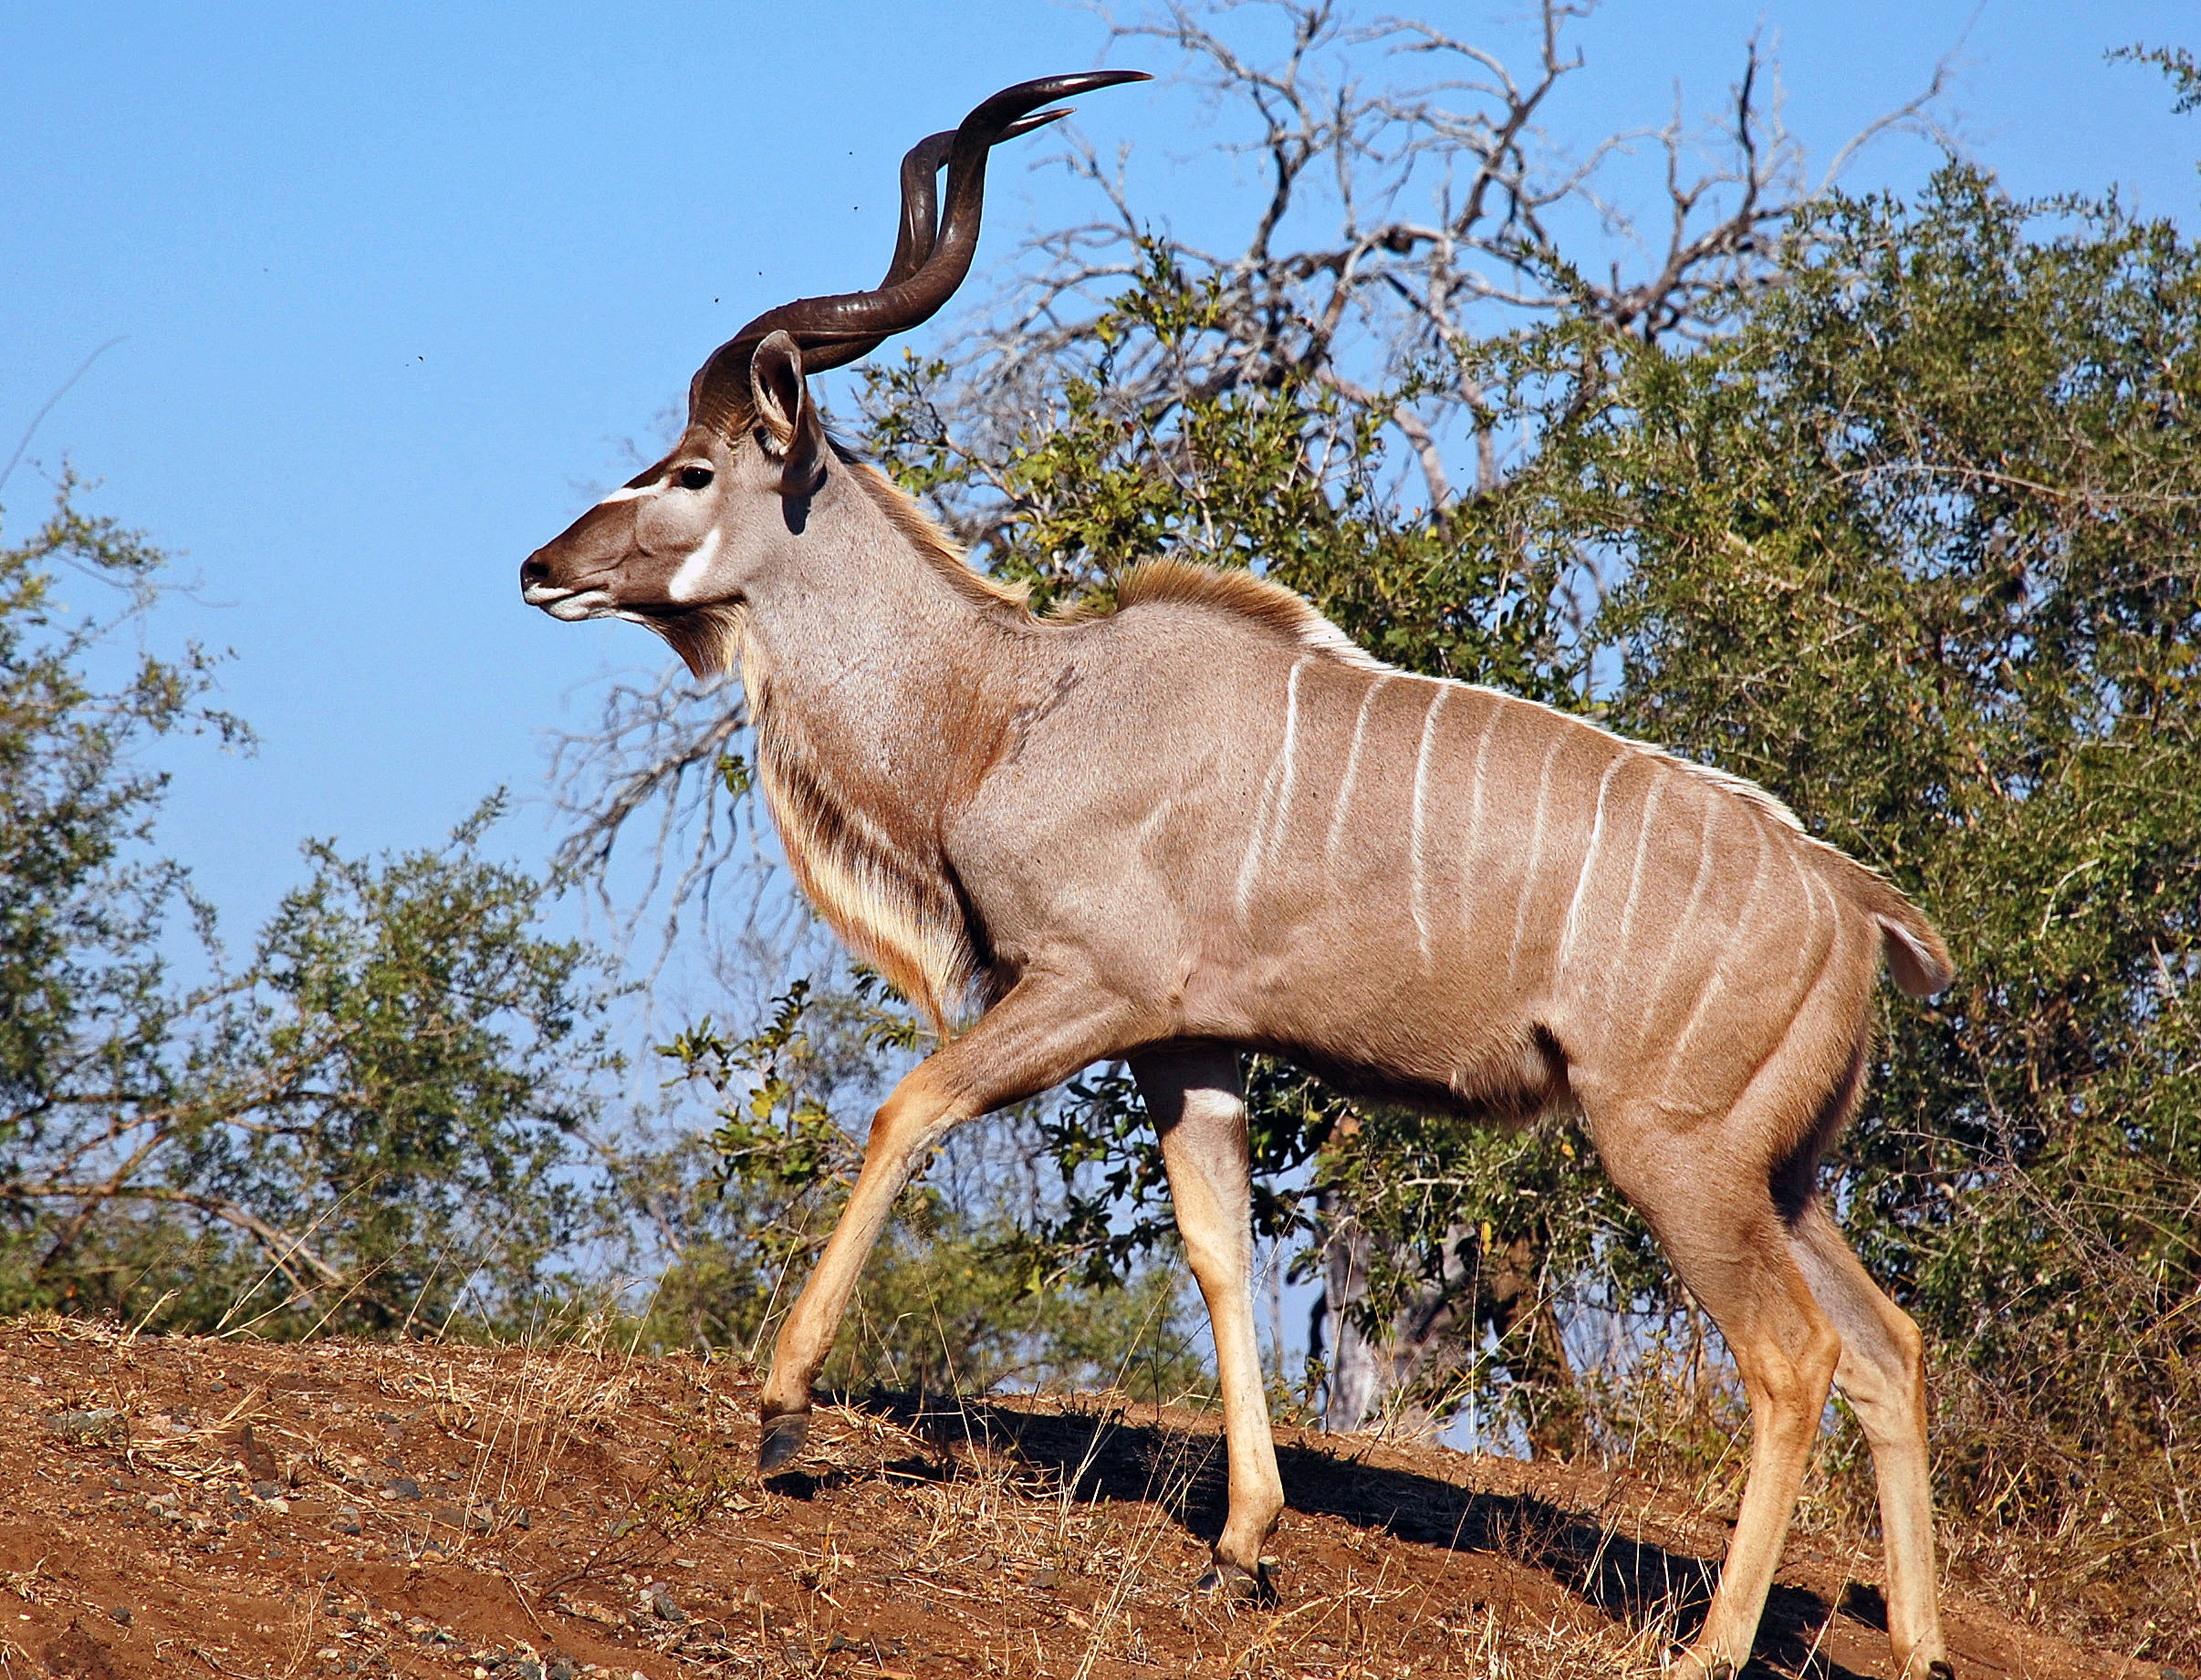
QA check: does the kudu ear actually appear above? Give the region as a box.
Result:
[748,330,829,501]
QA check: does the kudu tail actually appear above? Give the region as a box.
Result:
[1841,865,1954,998]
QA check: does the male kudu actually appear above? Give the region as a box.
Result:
[521,74,1956,1680]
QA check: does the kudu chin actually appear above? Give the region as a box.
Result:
[522,73,1956,1680]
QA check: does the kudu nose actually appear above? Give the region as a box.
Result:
[519,553,552,590]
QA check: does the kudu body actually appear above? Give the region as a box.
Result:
[522,75,1955,1680]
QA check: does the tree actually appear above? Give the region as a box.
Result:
[1579,167,2200,1646]
[0,479,619,1336]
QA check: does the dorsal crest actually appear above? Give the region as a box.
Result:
[1068,557,1385,671]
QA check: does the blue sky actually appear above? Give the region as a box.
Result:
[4,0,2195,956]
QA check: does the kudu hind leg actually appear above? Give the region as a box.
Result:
[1789,1202,1950,1680]
[1132,1046,1284,1596]
[1593,1109,1841,1679]
[757,975,1149,1469]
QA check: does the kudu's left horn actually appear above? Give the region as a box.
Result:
[688,70,1149,436]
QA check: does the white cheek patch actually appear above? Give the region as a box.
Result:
[596,484,654,505]
[664,527,724,602]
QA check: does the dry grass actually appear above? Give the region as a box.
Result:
[0,1316,2133,1680]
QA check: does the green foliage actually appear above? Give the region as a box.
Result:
[0,475,242,1155]
[2110,41,2201,114]
[0,480,617,1337]
[873,248,1576,701]
[1031,1056,1346,1289]
[197,801,616,1330]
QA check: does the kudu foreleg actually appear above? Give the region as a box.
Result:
[756,973,1148,1469]
[1132,1046,1284,1595]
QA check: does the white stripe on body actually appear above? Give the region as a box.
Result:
[1324,672,1392,868]
[1555,753,1628,980]
[1637,785,1718,1054]
[1266,660,1307,871]
[1662,816,1771,1097]
[1507,736,1569,986]
[1235,659,1309,923]
[1462,694,1502,858]
[1788,844,1826,996]
[1409,682,1448,969]
[1603,772,1665,1015]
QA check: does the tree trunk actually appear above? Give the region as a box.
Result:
[1310,1192,1578,1456]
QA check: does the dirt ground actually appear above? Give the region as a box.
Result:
[0,1320,2148,1680]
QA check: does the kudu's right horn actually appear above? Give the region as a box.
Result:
[687,70,1150,438]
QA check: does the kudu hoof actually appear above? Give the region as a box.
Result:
[757,1410,811,1472]
[1192,1559,1276,1606]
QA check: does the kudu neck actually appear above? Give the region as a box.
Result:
[735,464,1026,819]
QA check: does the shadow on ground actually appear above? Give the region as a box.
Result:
[848,1392,1876,1680]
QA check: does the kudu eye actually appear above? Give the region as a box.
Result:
[678,465,715,491]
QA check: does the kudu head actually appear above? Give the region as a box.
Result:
[520,71,1147,676]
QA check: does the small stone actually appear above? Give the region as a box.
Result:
[236,1422,279,1480]
[108,1605,131,1626]
[1031,1567,1059,1590]
[330,1506,363,1537]
[647,1586,683,1623]
[545,1661,576,1680]
[381,1477,422,1502]
[511,1508,531,1530]
[252,1480,285,1502]
[50,1407,127,1446]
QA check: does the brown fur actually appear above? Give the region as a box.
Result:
[755,710,980,1031]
